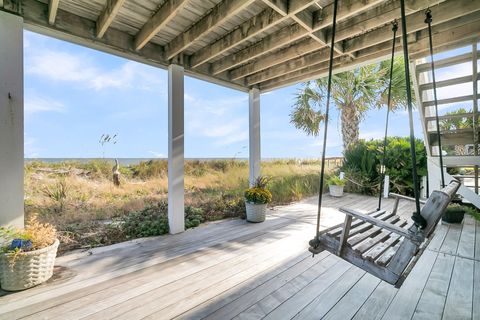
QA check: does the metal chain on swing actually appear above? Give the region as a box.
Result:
[311,0,339,254]
[425,8,446,188]
[377,20,398,211]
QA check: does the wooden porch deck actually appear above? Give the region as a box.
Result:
[0,193,478,320]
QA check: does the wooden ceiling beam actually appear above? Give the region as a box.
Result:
[48,0,60,25]
[232,0,447,81]
[211,0,384,76]
[189,0,319,69]
[165,0,256,60]
[134,0,190,51]
[96,0,126,38]
[344,0,479,53]
[260,17,480,91]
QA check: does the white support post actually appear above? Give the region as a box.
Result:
[249,88,261,186]
[383,175,390,198]
[168,64,185,234]
[427,157,442,195]
[0,11,24,228]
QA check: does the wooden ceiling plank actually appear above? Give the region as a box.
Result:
[96,0,126,39]
[231,0,447,81]
[260,18,480,91]
[134,0,190,51]
[189,8,284,68]
[344,0,480,53]
[190,0,319,68]
[165,0,256,60]
[211,0,385,76]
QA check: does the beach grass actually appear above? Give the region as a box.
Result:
[24,159,333,253]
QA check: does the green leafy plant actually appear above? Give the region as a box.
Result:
[42,179,69,212]
[341,137,427,196]
[326,176,346,187]
[244,176,272,204]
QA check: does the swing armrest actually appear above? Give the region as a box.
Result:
[339,207,423,243]
[389,193,427,204]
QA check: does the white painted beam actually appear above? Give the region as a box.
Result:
[48,0,60,25]
[96,0,126,38]
[168,64,185,234]
[0,11,24,228]
[249,88,261,186]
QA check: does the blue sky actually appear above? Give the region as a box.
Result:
[24,31,473,159]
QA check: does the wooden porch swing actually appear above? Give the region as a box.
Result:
[308,0,461,288]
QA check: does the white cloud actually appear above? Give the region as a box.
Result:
[360,131,384,140]
[25,96,65,114]
[25,49,164,91]
[148,151,164,158]
[24,134,41,158]
[185,94,248,147]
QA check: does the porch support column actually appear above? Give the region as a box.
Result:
[249,87,261,186]
[168,64,185,234]
[0,11,24,228]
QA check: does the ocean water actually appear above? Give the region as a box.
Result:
[25,158,249,165]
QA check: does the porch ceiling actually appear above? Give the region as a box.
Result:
[3,0,480,92]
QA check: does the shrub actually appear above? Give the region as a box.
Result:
[121,202,169,238]
[131,160,168,179]
[185,206,204,228]
[121,202,209,238]
[341,137,427,196]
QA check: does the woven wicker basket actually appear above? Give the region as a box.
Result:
[0,239,59,291]
[245,202,267,223]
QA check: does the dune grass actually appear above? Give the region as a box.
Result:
[24,159,332,253]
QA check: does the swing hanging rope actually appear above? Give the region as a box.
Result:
[399,0,426,229]
[425,8,446,188]
[313,0,339,247]
[377,20,398,211]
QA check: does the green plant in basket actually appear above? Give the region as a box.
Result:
[244,176,272,204]
[326,176,346,187]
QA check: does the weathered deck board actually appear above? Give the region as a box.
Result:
[291,268,366,320]
[0,194,476,320]
[442,256,475,320]
[351,281,397,320]
[411,253,456,320]
[457,215,476,258]
[177,252,325,320]
[322,273,381,320]
[380,250,439,320]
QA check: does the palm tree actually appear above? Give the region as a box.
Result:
[290,57,408,150]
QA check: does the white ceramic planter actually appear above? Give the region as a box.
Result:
[0,239,59,291]
[329,185,344,197]
[245,202,267,222]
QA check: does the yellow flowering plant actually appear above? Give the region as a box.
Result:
[244,176,272,204]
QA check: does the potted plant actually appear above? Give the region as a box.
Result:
[442,202,465,224]
[0,215,59,291]
[244,176,272,223]
[327,176,346,197]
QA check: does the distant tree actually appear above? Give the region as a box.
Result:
[290,57,409,150]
